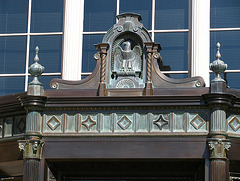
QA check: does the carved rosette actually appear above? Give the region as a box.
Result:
[207,138,231,160]
[18,140,45,159]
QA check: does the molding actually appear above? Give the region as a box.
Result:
[18,95,47,110]
[202,93,236,107]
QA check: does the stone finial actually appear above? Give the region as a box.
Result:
[28,46,45,85]
[210,42,227,82]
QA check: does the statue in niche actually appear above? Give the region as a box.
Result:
[112,41,142,78]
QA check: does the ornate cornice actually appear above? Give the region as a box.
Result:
[202,93,236,107]
[18,95,47,110]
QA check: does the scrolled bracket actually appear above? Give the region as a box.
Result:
[18,139,45,159]
[207,138,231,160]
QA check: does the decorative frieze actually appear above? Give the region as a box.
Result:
[228,116,240,132]
[18,139,45,159]
[207,138,231,159]
[41,112,208,135]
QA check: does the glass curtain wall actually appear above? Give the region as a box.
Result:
[0,0,63,95]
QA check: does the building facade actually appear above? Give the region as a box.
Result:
[0,1,240,181]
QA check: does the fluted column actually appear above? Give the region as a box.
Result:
[18,47,47,181]
[202,43,236,181]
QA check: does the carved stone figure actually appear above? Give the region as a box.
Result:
[112,41,142,78]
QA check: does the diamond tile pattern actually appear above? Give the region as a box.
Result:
[229,116,240,132]
[47,116,61,131]
[118,115,132,130]
[190,115,205,130]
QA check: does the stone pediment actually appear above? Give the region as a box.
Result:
[50,13,205,96]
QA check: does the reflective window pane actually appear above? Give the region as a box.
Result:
[211,0,240,28]
[120,0,152,30]
[224,73,240,89]
[168,73,188,79]
[155,32,188,71]
[31,0,63,32]
[0,36,26,74]
[29,35,62,73]
[84,0,116,32]
[155,0,188,30]
[82,34,104,73]
[0,77,25,95]
[210,31,240,70]
[0,0,28,33]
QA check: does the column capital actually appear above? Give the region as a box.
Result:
[18,139,45,159]
[207,138,231,160]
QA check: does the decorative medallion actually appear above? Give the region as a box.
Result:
[153,114,168,130]
[17,118,26,133]
[118,115,132,130]
[229,116,240,132]
[190,115,205,130]
[47,116,61,131]
[82,115,96,131]
[116,79,135,88]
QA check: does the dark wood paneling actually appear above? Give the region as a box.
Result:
[0,141,22,162]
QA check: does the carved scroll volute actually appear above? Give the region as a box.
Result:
[207,138,231,160]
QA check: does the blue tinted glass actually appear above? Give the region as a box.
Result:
[120,0,152,30]
[155,32,188,71]
[30,75,61,89]
[0,36,26,74]
[0,77,25,95]
[29,35,62,73]
[31,0,63,32]
[210,31,240,70]
[211,0,240,28]
[155,0,188,30]
[84,0,116,32]
[82,34,104,73]
[224,73,240,89]
[0,0,28,33]
[168,73,188,79]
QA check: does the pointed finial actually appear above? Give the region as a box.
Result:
[28,46,45,86]
[210,42,227,82]
[34,46,39,63]
[216,42,221,60]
